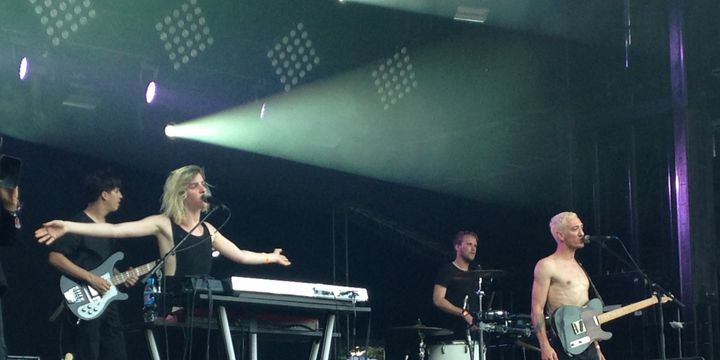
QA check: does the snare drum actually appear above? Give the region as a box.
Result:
[428,341,480,360]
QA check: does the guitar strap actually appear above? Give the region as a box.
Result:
[576,260,604,304]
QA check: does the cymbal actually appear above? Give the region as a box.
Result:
[386,324,453,337]
[451,269,508,280]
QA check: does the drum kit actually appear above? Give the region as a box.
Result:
[387,269,538,360]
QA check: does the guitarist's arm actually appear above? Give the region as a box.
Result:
[531,259,558,360]
[49,251,111,294]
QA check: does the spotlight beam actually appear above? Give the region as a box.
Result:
[167,35,565,207]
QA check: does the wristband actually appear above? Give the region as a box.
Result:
[461,309,470,317]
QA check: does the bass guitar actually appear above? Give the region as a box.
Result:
[553,294,671,355]
[60,251,157,321]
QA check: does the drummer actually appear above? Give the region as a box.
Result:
[432,231,482,338]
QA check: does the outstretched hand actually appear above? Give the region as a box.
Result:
[35,220,67,245]
[271,248,291,266]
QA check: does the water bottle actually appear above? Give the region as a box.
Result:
[143,277,157,323]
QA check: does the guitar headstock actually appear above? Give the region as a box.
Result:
[652,293,674,304]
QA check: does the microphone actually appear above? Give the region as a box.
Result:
[202,195,227,210]
[582,235,615,244]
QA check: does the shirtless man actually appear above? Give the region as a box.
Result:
[531,212,605,360]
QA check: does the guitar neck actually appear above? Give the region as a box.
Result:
[110,260,158,286]
[596,296,663,324]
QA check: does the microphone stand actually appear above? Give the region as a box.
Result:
[596,236,685,360]
[140,204,222,318]
[475,277,485,360]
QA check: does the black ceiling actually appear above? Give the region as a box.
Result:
[0,0,695,210]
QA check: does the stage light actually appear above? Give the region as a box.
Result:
[260,103,267,119]
[267,23,320,92]
[371,47,418,110]
[454,4,489,23]
[145,81,157,104]
[28,0,96,46]
[164,123,177,138]
[155,0,214,71]
[18,57,29,80]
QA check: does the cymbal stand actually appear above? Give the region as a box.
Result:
[417,331,427,360]
[474,276,486,360]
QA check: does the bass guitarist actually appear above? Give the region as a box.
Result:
[47,170,138,360]
[531,212,605,360]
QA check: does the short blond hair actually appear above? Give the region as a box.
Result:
[549,212,578,240]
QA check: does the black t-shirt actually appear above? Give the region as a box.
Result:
[171,222,213,277]
[0,208,20,294]
[49,212,117,271]
[434,262,482,337]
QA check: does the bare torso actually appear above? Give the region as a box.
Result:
[544,255,590,314]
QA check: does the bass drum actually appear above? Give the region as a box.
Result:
[428,341,480,360]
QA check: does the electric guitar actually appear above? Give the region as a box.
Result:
[553,294,671,355]
[60,251,158,321]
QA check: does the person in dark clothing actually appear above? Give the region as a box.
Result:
[37,164,291,276]
[432,231,480,339]
[47,170,138,360]
[0,186,20,360]
[37,165,292,358]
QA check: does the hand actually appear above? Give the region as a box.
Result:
[87,273,112,295]
[540,344,559,360]
[271,248,291,266]
[596,344,606,360]
[35,220,67,245]
[462,311,474,326]
[0,187,19,212]
[123,267,139,288]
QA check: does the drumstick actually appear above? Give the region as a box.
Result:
[514,340,541,353]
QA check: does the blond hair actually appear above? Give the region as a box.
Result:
[160,165,211,224]
[549,211,578,241]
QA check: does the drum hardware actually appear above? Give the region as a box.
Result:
[477,310,509,322]
[428,341,480,360]
[387,320,453,360]
[450,269,508,281]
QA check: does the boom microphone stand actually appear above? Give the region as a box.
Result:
[594,236,684,360]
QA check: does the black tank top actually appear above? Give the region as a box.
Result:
[171,222,213,277]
